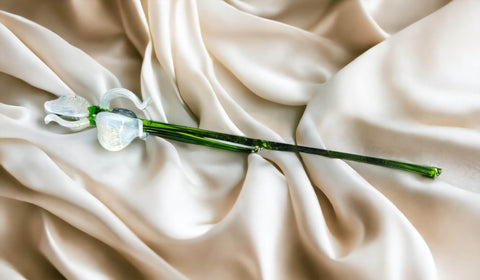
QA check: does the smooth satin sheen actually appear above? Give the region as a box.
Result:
[1,0,479,279]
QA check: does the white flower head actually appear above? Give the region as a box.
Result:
[44,88,151,151]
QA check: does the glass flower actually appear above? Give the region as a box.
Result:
[44,88,441,178]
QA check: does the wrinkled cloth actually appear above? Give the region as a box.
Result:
[1,0,479,279]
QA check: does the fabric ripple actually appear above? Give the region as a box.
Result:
[0,0,478,279]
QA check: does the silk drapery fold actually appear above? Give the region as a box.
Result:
[1,0,479,279]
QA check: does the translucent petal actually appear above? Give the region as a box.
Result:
[100,88,151,111]
[44,95,91,118]
[44,114,91,131]
[96,112,146,151]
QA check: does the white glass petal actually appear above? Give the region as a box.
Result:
[44,114,91,131]
[96,112,146,151]
[44,95,91,118]
[100,88,151,111]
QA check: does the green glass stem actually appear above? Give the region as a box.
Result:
[142,119,442,178]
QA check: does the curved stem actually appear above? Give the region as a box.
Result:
[142,119,442,178]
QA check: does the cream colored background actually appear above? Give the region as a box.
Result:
[1,0,479,279]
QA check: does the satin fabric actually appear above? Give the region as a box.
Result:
[1,0,479,279]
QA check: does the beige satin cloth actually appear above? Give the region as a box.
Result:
[1,0,479,279]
